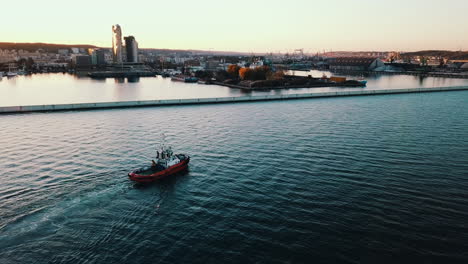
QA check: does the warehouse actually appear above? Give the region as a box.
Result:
[329,57,384,71]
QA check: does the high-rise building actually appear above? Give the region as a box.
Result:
[124,36,139,63]
[112,24,123,63]
[89,49,106,65]
[72,55,92,68]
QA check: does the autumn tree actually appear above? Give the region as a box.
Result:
[269,70,285,80]
[239,66,274,81]
[239,67,252,80]
[252,66,270,80]
[227,64,241,79]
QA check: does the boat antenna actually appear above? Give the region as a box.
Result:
[161,133,166,151]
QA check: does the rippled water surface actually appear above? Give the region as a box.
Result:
[1,91,468,263]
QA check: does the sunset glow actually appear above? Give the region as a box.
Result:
[3,0,468,52]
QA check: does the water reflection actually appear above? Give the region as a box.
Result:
[90,78,106,83]
[419,76,426,85]
[74,72,89,78]
[114,78,125,84]
[127,77,140,83]
[0,73,467,107]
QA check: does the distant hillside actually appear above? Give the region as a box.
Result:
[0,42,98,52]
[0,42,252,56]
[139,48,252,56]
[402,50,468,60]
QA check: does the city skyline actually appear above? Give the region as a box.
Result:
[2,0,468,53]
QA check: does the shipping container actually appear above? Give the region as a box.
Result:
[330,76,347,83]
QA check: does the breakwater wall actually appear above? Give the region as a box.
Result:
[1,86,467,114]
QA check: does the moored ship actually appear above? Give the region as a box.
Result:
[128,145,190,183]
[171,75,199,83]
[6,64,18,78]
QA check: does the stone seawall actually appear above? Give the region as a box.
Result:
[1,86,467,114]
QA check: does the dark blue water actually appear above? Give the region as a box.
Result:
[1,91,468,263]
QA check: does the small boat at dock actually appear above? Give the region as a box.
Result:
[357,77,367,85]
[6,72,18,78]
[6,64,18,77]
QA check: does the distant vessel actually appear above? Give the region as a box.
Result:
[17,67,27,75]
[128,142,190,183]
[198,78,215,85]
[6,64,18,77]
[171,75,198,83]
[328,75,367,86]
[357,76,367,85]
[170,75,185,82]
[184,76,198,83]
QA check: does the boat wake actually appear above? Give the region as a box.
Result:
[0,182,131,248]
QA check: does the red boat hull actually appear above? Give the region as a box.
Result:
[128,157,190,183]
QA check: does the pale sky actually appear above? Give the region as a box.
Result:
[2,0,467,53]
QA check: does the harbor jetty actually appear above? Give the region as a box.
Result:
[0,86,467,114]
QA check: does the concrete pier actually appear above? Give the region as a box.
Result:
[0,86,467,114]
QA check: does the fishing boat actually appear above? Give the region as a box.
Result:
[6,72,18,78]
[184,76,198,83]
[6,64,18,77]
[128,143,190,183]
[357,75,367,86]
[358,76,367,85]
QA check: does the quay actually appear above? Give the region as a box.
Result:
[0,86,467,114]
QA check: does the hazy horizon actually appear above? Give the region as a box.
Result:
[2,0,468,53]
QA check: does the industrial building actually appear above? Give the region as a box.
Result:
[329,57,384,71]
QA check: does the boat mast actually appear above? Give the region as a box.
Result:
[157,133,167,159]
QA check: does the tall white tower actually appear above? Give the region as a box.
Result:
[112,24,123,63]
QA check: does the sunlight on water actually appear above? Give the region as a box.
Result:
[1,73,467,107]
